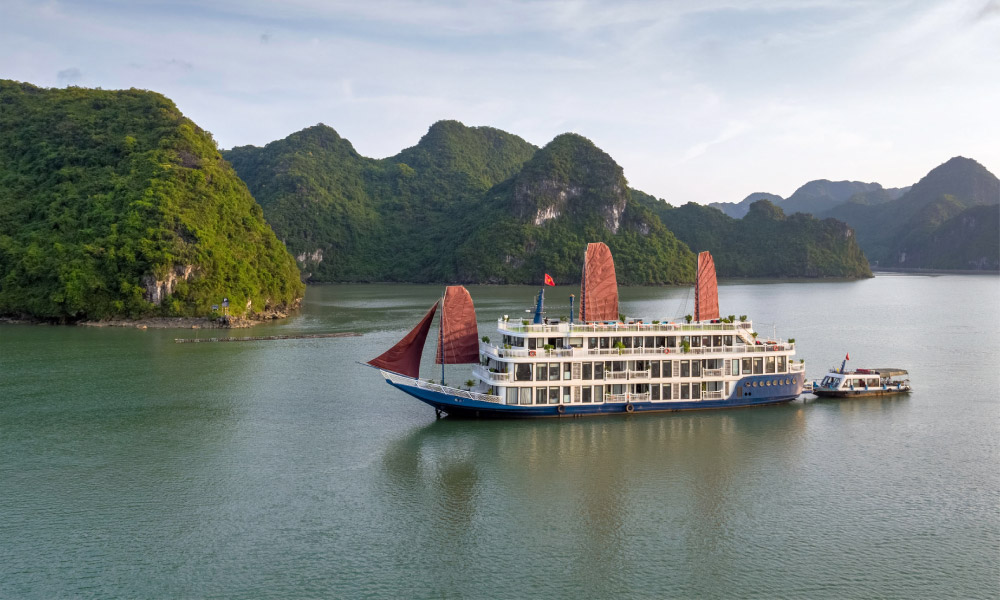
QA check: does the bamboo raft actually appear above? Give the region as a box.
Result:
[175,332,360,343]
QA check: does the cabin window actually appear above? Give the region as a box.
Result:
[515,363,533,381]
[777,356,786,372]
[535,364,547,380]
[583,387,592,403]
[692,384,701,399]
[692,361,701,377]
[655,336,666,348]
[681,384,690,399]
[506,388,518,405]
[519,388,532,405]
[644,336,654,348]
[600,337,610,349]
[563,363,572,380]
[594,362,605,379]
[766,356,776,374]
[623,337,632,349]
[528,337,537,350]
[652,385,660,400]
[732,359,739,375]
[549,363,560,381]
[681,361,690,378]
[651,361,660,378]
[742,357,752,374]
[583,363,593,380]
[663,361,673,378]
[667,336,677,348]
[714,335,722,347]
[534,387,547,404]
[569,337,583,349]
[588,337,598,349]
[724,335,733,346]
[594,386,604,403]
[562,387,571,403]
[664,384,672,399]
[691,336,701,347]
[753,358,763,374]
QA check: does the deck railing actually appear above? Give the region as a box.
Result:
[481,341,795,360]
[472,365,511,382]
[382,371,504,404]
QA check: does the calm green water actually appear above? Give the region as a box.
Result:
[2,275,998,598]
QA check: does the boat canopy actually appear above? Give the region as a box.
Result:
[695,251,719,322]
[368,301,439,378]
[436,286,480,365]
[580,242,619,322]
[873,368,908,377]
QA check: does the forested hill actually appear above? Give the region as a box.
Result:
[226,122,874,283]
[224,120,540,281]
[0,81,303,320]
[822,157,1000,270]
[637,196,873,278]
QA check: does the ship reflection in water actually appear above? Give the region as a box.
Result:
[378,404,817,595]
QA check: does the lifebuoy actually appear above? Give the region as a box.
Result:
[664,348,670,354]
[625,403,634,413]
[528,350,536,356]
[557,404,566,414]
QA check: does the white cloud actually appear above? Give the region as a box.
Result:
[1,0,996,203]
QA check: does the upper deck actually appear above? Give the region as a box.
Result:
[496,318,756,336]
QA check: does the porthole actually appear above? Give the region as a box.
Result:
[752,381,757,387]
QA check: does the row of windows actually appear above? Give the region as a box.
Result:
[501,334,739,350]
[505,357,787,382]
[501,383,710,405]
[745,378,794,388]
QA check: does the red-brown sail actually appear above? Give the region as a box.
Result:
[436,286,480,364]
[695,251,720,322]
[580,242,619,322]
[368,301,439,378]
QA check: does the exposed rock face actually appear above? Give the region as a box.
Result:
[295,248,324,264]
[142,265,196,305]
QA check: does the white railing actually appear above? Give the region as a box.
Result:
[606,393,628,403]
[703,368,723,377]
[472,365,511,382]
[630,392,651,402]
[382,371,504,404]
[703,390,724,400]
[480,342,795,360]
[790,362,805,372]
[628,370,650,378]
[606,371,629,380]
[497,319,757,335]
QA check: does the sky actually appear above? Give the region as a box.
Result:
[3,0,998,204]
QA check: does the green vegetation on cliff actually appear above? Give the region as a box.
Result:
[455,134,694,284]
[0,81,303,320]
[225,120,538,282]
[639,197,873,278]
[822,157,1000,270]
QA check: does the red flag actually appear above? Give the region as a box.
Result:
[544,273,555,286]
[845,353,850,360]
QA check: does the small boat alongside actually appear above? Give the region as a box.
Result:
[366,244,806,418]
[812,358,911,398]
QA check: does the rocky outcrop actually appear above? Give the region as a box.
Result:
[142,264,197,305]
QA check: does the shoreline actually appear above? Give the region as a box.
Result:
[2,313,288,330]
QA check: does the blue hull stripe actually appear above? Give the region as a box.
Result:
[386,374,803,419]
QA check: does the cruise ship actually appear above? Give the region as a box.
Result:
[367,243,805,418]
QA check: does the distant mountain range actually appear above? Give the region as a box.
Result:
[709,157,998,271]
[225,121,872,283]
